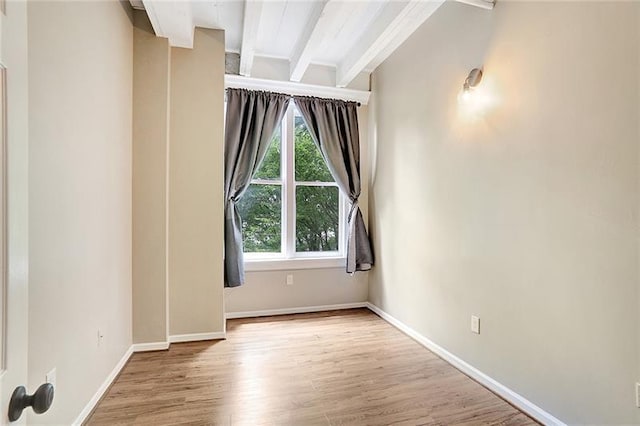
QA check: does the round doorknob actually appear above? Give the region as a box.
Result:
[8,383,54,421]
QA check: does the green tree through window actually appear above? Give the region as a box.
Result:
[294,116,339,252]
[236,107,342,255]
[237,125,282,253]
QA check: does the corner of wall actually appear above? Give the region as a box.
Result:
[168,27,225,337]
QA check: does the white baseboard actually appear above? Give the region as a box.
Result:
[74,304,559,425]
[72,345,133,426]
[225,302,367,319]
[168,331,226,343]
[365,302,566,426]
[73,335,217,423]
[132,341,170,352]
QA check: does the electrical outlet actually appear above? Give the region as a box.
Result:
[471,315,480,334]
[286,274,294,286]
[635,382,640,408]
[46,368,56,388]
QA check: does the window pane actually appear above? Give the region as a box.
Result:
[294,116,334,182]
[237,184,281,253]
[253,125,281,180]
[296,185,339,252]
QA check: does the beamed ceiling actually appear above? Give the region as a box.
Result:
[131,0,494,88]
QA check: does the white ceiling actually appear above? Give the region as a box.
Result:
[134,0,495,88]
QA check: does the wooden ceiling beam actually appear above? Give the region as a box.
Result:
[454,0,495,10]
[289,0,363,82]
[239,0,264,77]
[142,0,194,48]
[336,0,445,88]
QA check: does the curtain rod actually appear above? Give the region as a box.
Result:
[224,75,371,106]
[284,93,361,107]
[225,88,361,107]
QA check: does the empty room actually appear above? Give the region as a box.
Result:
[1,0,639,424]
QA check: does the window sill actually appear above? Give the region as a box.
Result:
[244,257,346,272]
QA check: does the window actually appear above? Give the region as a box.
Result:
[237,104,345,269]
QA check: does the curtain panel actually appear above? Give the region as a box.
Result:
[224,88,290,287]
[293,96,374,273]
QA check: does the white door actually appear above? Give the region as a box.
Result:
[0,1,31,424]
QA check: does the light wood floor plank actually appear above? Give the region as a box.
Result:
[86,309,538,426]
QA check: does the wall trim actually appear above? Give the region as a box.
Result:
[72,345,133,426]
[224,75,371,105]
[225,302,368,319]
[72,305,561,425]
[365,303,565,426]
[168,332,226,343]
[132,341,170,352]
[72,333,222,424]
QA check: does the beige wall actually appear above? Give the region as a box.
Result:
[27,1,133,424]
[226,270,368,313]
[225,107,371,314]
[132,11,170,344]
[369,1,640,424]
[169,29,225,336]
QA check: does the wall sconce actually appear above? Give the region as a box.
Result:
[460,68,483,102]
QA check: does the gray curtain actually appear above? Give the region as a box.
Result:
[224,89,290,287]
[294,96,373,273]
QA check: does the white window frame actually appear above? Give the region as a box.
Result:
[244,103,347,271]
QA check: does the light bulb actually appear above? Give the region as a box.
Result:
[458,88,472,103]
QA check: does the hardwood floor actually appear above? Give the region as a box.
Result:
[87,309,538,425]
